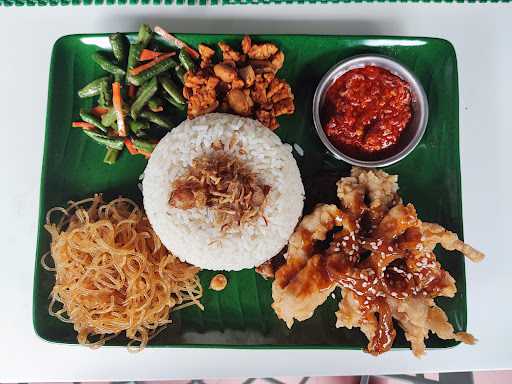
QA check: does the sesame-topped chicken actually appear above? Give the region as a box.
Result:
[269,167,484,357]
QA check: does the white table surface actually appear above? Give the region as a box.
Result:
[1,3,511,382]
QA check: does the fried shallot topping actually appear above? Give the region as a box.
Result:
[169,145,271,232]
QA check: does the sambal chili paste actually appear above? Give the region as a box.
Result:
[322,66,412,157]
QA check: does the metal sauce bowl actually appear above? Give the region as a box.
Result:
[312,54,429,168]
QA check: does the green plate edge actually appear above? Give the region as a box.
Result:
[33,32,466,351]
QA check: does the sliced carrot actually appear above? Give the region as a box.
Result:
[139,49,163,61]
[154,26,199,60]
[112,82,126,137]
[124,138,138,155]
[90,106,109,118]
[128,84,137,99]
[72,121,95,129]
[129,52,176,76]
[124,138,151,158]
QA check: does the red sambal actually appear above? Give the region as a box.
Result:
[322,66,412,157]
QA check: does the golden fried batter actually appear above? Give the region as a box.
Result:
[271,167,484,357]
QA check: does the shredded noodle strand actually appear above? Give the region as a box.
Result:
[43,194,203,350]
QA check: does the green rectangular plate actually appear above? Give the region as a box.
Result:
[34,33,465,350]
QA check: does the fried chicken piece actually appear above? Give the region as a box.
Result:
[272,204,342,328]
[255,109,278,130]
[271,167,484,357]
[214,63,237,83]
[251,78,268,105]
[256,260,275,280]
[198,43,215,68]
[249,60,276,74]
[231,78,245,89]
[239,65,256,87]
[274,98,295,117]
[184,37,295,129]
[337,167,400,224]
[227,89,253,116]
[271,51,285,71]
[187,87,219,119]
[241,35,252,55]
[387,297,475,357]
[218,41,243,63]
[268,79,293,103]
[248,42,279,60]
[336,288,378,342]
[421,222,485,262]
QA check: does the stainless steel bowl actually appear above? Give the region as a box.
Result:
[312,54,429,167]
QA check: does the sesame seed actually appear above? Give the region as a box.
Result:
[362,282,368,288]
[403,292,409,297]
[391,292,398,297]
[363,300,369,305]
[381,252,386,257]
[388,246,393,252]
[416,262,422,267]
[342,241,347,247]
[406,273,412,279]
[368,270,375,276]
[343,236,349,241]
[331,293,336,299]
[422,291,427,296]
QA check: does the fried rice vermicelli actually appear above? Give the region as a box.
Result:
[42,194,203,350]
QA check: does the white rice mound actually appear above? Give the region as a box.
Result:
[143,113,305,271]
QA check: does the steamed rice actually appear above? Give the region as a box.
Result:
[143,113,304,271]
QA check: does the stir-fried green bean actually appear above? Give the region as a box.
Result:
[129,57,178,86]
[159,75,186,105]
[83,130,125,150]
[129,119,150,135]
[175,65,187,84]
[79,109,108,132]
[178,50,196,72]
[76,24,189,164]
[103,147,121,165]
[92,52,126,76]
[131,77,158,120]
[162,94,186,111]
[133,138,156,154]
[148,96,164,112]
[109,33,130,68]
[139,110,174,129]
[78,76,112,98]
